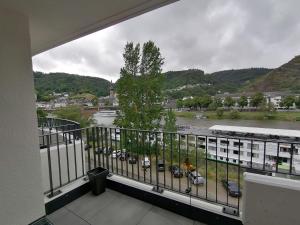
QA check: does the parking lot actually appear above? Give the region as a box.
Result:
[87,151,242,208]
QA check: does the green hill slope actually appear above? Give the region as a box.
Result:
[163,68,271,98]
[245,56,300,93]
[34,72,110,97]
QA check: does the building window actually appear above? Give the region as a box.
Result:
[220,140,229,145]
[247,152,259,158]
[233,150,239,155]
[198,137,206,142]
[208,146,216,151]
[247,143,259,150]
[220,157,223,160]
[209,138,217,143]
[280,147,290,153]
[220,148,227,153]
[233,159,237,163]
[234,142,244,148]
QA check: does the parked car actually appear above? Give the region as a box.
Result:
[119,150,129,161]
[157,160,165,172]
[142,156,150,168]
[128,156,137,164]
[188,171,205,185]
[112,150,121,158]
[221,179,242,197]
[95,147,112,155]
[169,165,183,178]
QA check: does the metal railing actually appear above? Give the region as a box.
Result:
[38,117,81,148]
[39,125,300,213]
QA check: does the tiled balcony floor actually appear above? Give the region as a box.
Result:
[47,188,206,225]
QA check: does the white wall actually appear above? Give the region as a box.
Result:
[40,141,86,192]
[242,173,300,225]
[0,8,45,225]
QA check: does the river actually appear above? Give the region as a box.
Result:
[93,111,300,130]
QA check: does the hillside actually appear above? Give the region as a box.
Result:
[34,72,110,97]
[163,68,271,98]
[245,56,300,93]
[163,69,205,89]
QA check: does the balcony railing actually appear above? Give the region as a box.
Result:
[38,121,300,214]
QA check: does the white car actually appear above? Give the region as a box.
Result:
[142,156,150,168]
[188,171,205,185]
[112,150,121,158]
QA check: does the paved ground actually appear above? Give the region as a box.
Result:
[87,153,242,208]
[47,189,206,225]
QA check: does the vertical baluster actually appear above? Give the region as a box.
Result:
[205,136,208,200]
[47,135,54,197]
[86,128,91,171]
[80,129,84,176]
[73,130,78,179]
[56,132,62,187]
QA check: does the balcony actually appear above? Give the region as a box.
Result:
[35,117,300,225]
[47,188,205,225]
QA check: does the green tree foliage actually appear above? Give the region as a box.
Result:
[208,97,223,111]
[54,106,92,127]
[280,95,295,109]
[37,108,47,118]
[229,110,240,119]
[34,72,110,97]
[176,99,183,109]
[216,108,224,118]
[295,97,300,109]
[114,41,164,131]
[250,92,265,107]
[164,109,177,132]
[238,95,248,108]
[224,96,235,108]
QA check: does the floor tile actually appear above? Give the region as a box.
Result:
[88,193,153,225]
[66,189,122,220]
[137,206,194,225]
[47,207,89,225]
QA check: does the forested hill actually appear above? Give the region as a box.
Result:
[163,68,271,98]
[244,55,300,93]
[34,72,111,97]
[163,69,205,89]
[34,67,273,100]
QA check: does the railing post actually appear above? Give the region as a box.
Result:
[152,132,163,193]
[46,135,54,198]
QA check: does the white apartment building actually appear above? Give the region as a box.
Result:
[204,125,300,173]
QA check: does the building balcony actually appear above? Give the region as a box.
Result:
[35,118,300,225]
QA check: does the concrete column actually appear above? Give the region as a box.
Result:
[0,8,45,225]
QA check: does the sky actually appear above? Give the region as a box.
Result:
[32,0,300,82]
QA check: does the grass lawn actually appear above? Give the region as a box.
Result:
[175,111,300,121]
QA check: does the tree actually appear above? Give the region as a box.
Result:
[37,108,47,118]
[250,92,265,107]
[114,41,164,131]
[295,97,300,109]
[224,96,235,108]
[238,95,248,108]
[200,95,213,109]
[164,109,177,133]
[214,97,223,107]
[54,106,92,127]
[176,99,183,109]
[280,95,295,109]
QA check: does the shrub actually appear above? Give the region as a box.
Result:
[229,110,240,119]
[216,108,224,118]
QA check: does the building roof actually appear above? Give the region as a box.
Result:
[209,125,300,138]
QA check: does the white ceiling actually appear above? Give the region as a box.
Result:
[0,0,177,55]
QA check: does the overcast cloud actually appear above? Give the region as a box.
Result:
[32,0,300,82]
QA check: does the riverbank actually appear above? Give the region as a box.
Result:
[175,111,300,122]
